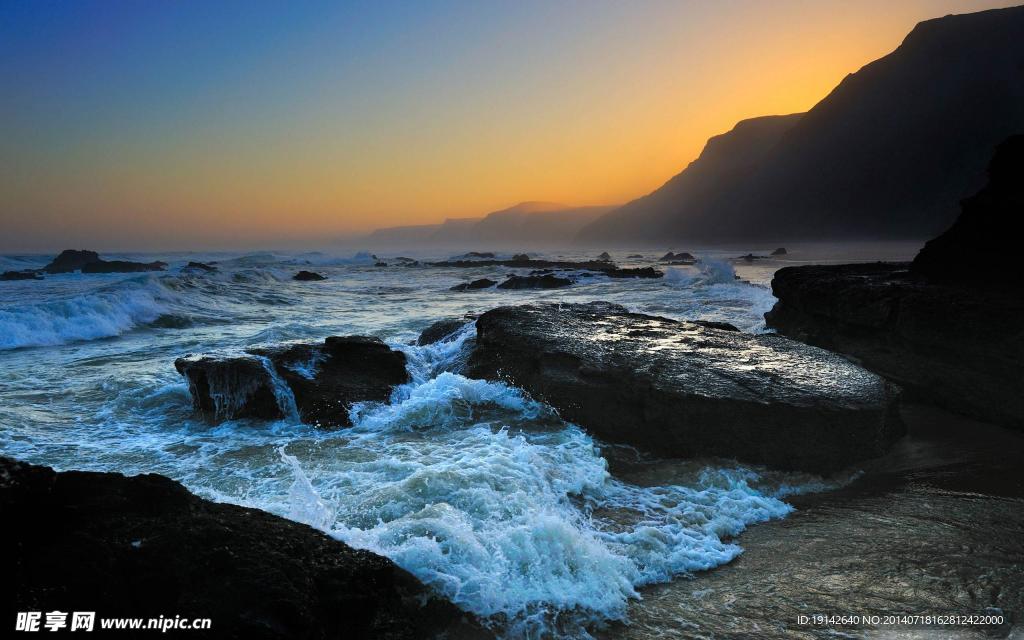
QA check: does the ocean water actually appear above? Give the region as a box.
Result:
[0,244,918,638]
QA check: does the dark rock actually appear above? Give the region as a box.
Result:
[766,262,1024,430]
[175,337,409,427]
[1,270,42,281]
[293,270,326,281]
[602,267,663,279]
[417,318,473,346]
[596,252,612,262]
[771,247,787,256]
[450,278,497,291]
[690,320,740,332]
[375,261,388,267]
[659,252,695,262]
[81,259,167,273]
[42,249,100,273]
[912,134,1023,285]
[467,302,902,475]
[511,253,531,261]
[627,254,645,259]
[497,274,574,290]
[0,457,468,640]
[455,252,495,259]
[183,261,217,273]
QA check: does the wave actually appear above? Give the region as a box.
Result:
[0,276,182,350]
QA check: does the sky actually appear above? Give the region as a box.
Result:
[1,0,1019,251]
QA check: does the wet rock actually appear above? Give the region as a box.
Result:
[596,251,612,262]
[690,320,740,332]
[467,302,902,474]
[175,337,409,427]
[293,270,326,281]
[511,253,531,261]
[417,318,473,346]
[627,254,645,259]
[770,247,787,256]
[1,270,42,281]
[0,457,468,640]
[497,274,574,289]
[453,251,495,259]
[375,261,388,267]
[42,249,100,273]
[450,278,497,291]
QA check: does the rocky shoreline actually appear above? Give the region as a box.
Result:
[0,457,477,639]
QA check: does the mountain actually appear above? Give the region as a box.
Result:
[579,5,1024,244]
[366,202,613,248]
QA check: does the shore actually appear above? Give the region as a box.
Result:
[603,403,1024,639]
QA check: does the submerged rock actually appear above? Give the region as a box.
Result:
[467,302,902,474]
[0,457,467,639]
[417,318,472,346]
[450,278,497,291]
[293,270,326,281]
[175,337,409,427]
[497,274,574,289]
[1,270,42,281]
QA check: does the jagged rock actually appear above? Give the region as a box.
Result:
[417,318,472,346]
[42,249,100,273]
[511,254,531,261]
[596,252,612,262]
[293,270,326,281]
[497,274,574,289]
[467,302,902,474]
[0,457,468,639]
[659,252,695,263]
[1,270,42,281]
[690,320,740,332]
[450,278,497,291]
[771,247,788,256]
[175,337,409,427]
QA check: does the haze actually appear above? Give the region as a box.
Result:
[1,0,1018,251]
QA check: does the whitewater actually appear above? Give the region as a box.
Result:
[0,245,916,638]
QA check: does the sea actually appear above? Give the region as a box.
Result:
[0,243,920,638]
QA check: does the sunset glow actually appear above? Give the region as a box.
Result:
[1,0,1018,250]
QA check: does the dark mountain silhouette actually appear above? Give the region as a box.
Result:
[579,5,1024,244]
[366,202,613,248]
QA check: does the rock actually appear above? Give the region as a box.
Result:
[497,274,574,289]
[766,262,1024,430]
[417,318,472,346]
[81,259,167,273]
[603,267,662,279]
[467,302,902,474]
[690,320,740,332]
[596,251,612,262]
[375,261,388,267]
[659,251,695,263]
[293,270,326,281]
[0,457,468,640]
[175,337,409,427]
[453,251,495,259]
[771,247,787,256]
[767,137,1024,430]
[182,261,217,273]
[627,254,645,259]
[1,270,42,281]
[450,278,497,291]
[912,135,1023,285]
[511,253,531,261]
[42,249,100,273]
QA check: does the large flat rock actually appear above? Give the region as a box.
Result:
[466,302,902,475]
[0,457,469,639]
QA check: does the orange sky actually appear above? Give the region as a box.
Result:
[1,0,1019,251]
